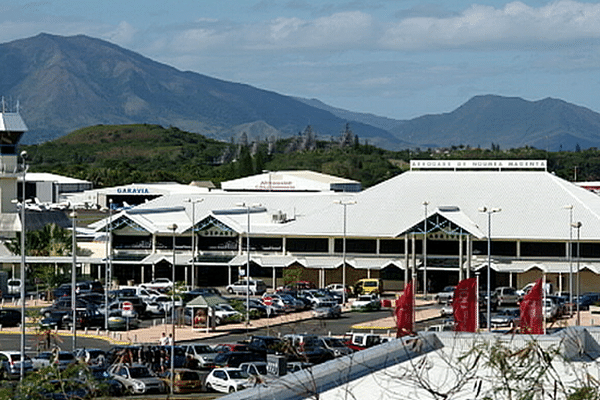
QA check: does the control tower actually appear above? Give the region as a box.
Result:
[0,100,27,235]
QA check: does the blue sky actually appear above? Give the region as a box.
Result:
[2,0,600,121]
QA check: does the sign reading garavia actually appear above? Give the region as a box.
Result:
[410,160,547,170]
[116,187,151,194]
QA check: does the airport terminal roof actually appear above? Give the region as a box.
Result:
[93,169,600,242]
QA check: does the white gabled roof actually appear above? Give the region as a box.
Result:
[221,170,360,192]
[0,112,27,132]
[274,170,600,241]
[92,169,600,242]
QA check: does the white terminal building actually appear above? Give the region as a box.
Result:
[57,159,599,297]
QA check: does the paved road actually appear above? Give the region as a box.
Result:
[1,307,445,352]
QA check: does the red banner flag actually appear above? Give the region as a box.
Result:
[520,278,543,334]
[395,281,414,337]
[453,278,478,332]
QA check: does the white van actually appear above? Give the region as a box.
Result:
[226,279,267,295]
[7,279,22,296]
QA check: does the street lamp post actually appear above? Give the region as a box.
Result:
[479,206,501,332]
[563,205,574,316]
[423,201,429,299]
[184,198,203,290]
[167,223,177,395]
[70,208,77,351]
[334,200,356,304]
[236,203,263,326]
[572,221,582,326]
[19,150,27,381]
[105,199,112,331]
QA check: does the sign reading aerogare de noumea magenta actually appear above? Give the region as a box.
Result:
[410,160,547,170]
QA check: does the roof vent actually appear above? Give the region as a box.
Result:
[438,206,460,212]
[272,210,287,223]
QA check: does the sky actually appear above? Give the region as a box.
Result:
[2,0,600,121]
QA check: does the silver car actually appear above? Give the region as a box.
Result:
[108,363,166,394]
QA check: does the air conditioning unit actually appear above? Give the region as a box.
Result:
[272,211,287,223]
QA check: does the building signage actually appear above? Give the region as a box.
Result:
[256,180,297,190]
[116,187,151,194]
[410,160,547,170]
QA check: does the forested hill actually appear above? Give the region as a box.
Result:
[22,124,600,189]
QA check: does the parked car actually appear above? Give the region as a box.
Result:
[0,309,21,327]
[183,343,218,369]
[490,308,520,329]
[6,279,22,296]
[31,351,76,371]
[212,304,243,325]
[79,365,124,396]
[226,279,267,296]
[107,310,139,331]
[282,334,335,364]
[575,293,600,311]
[74,348,107,365]
[239,361,268,378]
[159,368,204,394]
[312,304,342,319]
[494,287,519,307]
[39,379,90,400]
[351,294,381,311]
[544,298,559,319]
[435,286,456,304]
[440,302,454,317]
[63,308,105,329]
[246,335,283,356]
[0,351,33,379]
[140,278,173,292]
[108,363,166,394]
[302,290,338,308]
[325,283,352,298]
[354,278,382,295]
[213,351,265,368]
[205,367,250,393]
[318,336,353,357]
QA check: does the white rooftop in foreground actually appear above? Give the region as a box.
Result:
[223,327,600,400]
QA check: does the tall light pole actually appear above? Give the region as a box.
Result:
[479,206,501,332]
[334,200,356,304]
[105,199,112,331]
[184,198,203,290]
[167,223,177,395]
[236,203,262,326]
[19,150,27,381]
[423,201,429,299]
[563,205,574,316]
[572,221,582,326]
[70,208,77,351]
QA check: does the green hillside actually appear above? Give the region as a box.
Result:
[22,123,600,188]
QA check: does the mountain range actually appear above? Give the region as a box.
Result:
[1,33,600,151]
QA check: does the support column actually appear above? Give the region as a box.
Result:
[404,236,409,288]
[458,234,464,281]
[466,235,472,279]
[141,265,145,284]
[411,234,417,291]
[272,267,276,290]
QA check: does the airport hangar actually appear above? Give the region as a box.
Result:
[83,160,600,295]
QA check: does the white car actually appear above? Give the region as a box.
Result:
[351,294,381,311]
[226,279,267,295]
[205,367,250,393]
[0,351,33,378]
[212,304,242,325]
[140,278,173,291]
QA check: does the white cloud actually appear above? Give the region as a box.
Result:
[106,21,137,46]
[380,0,600,50]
